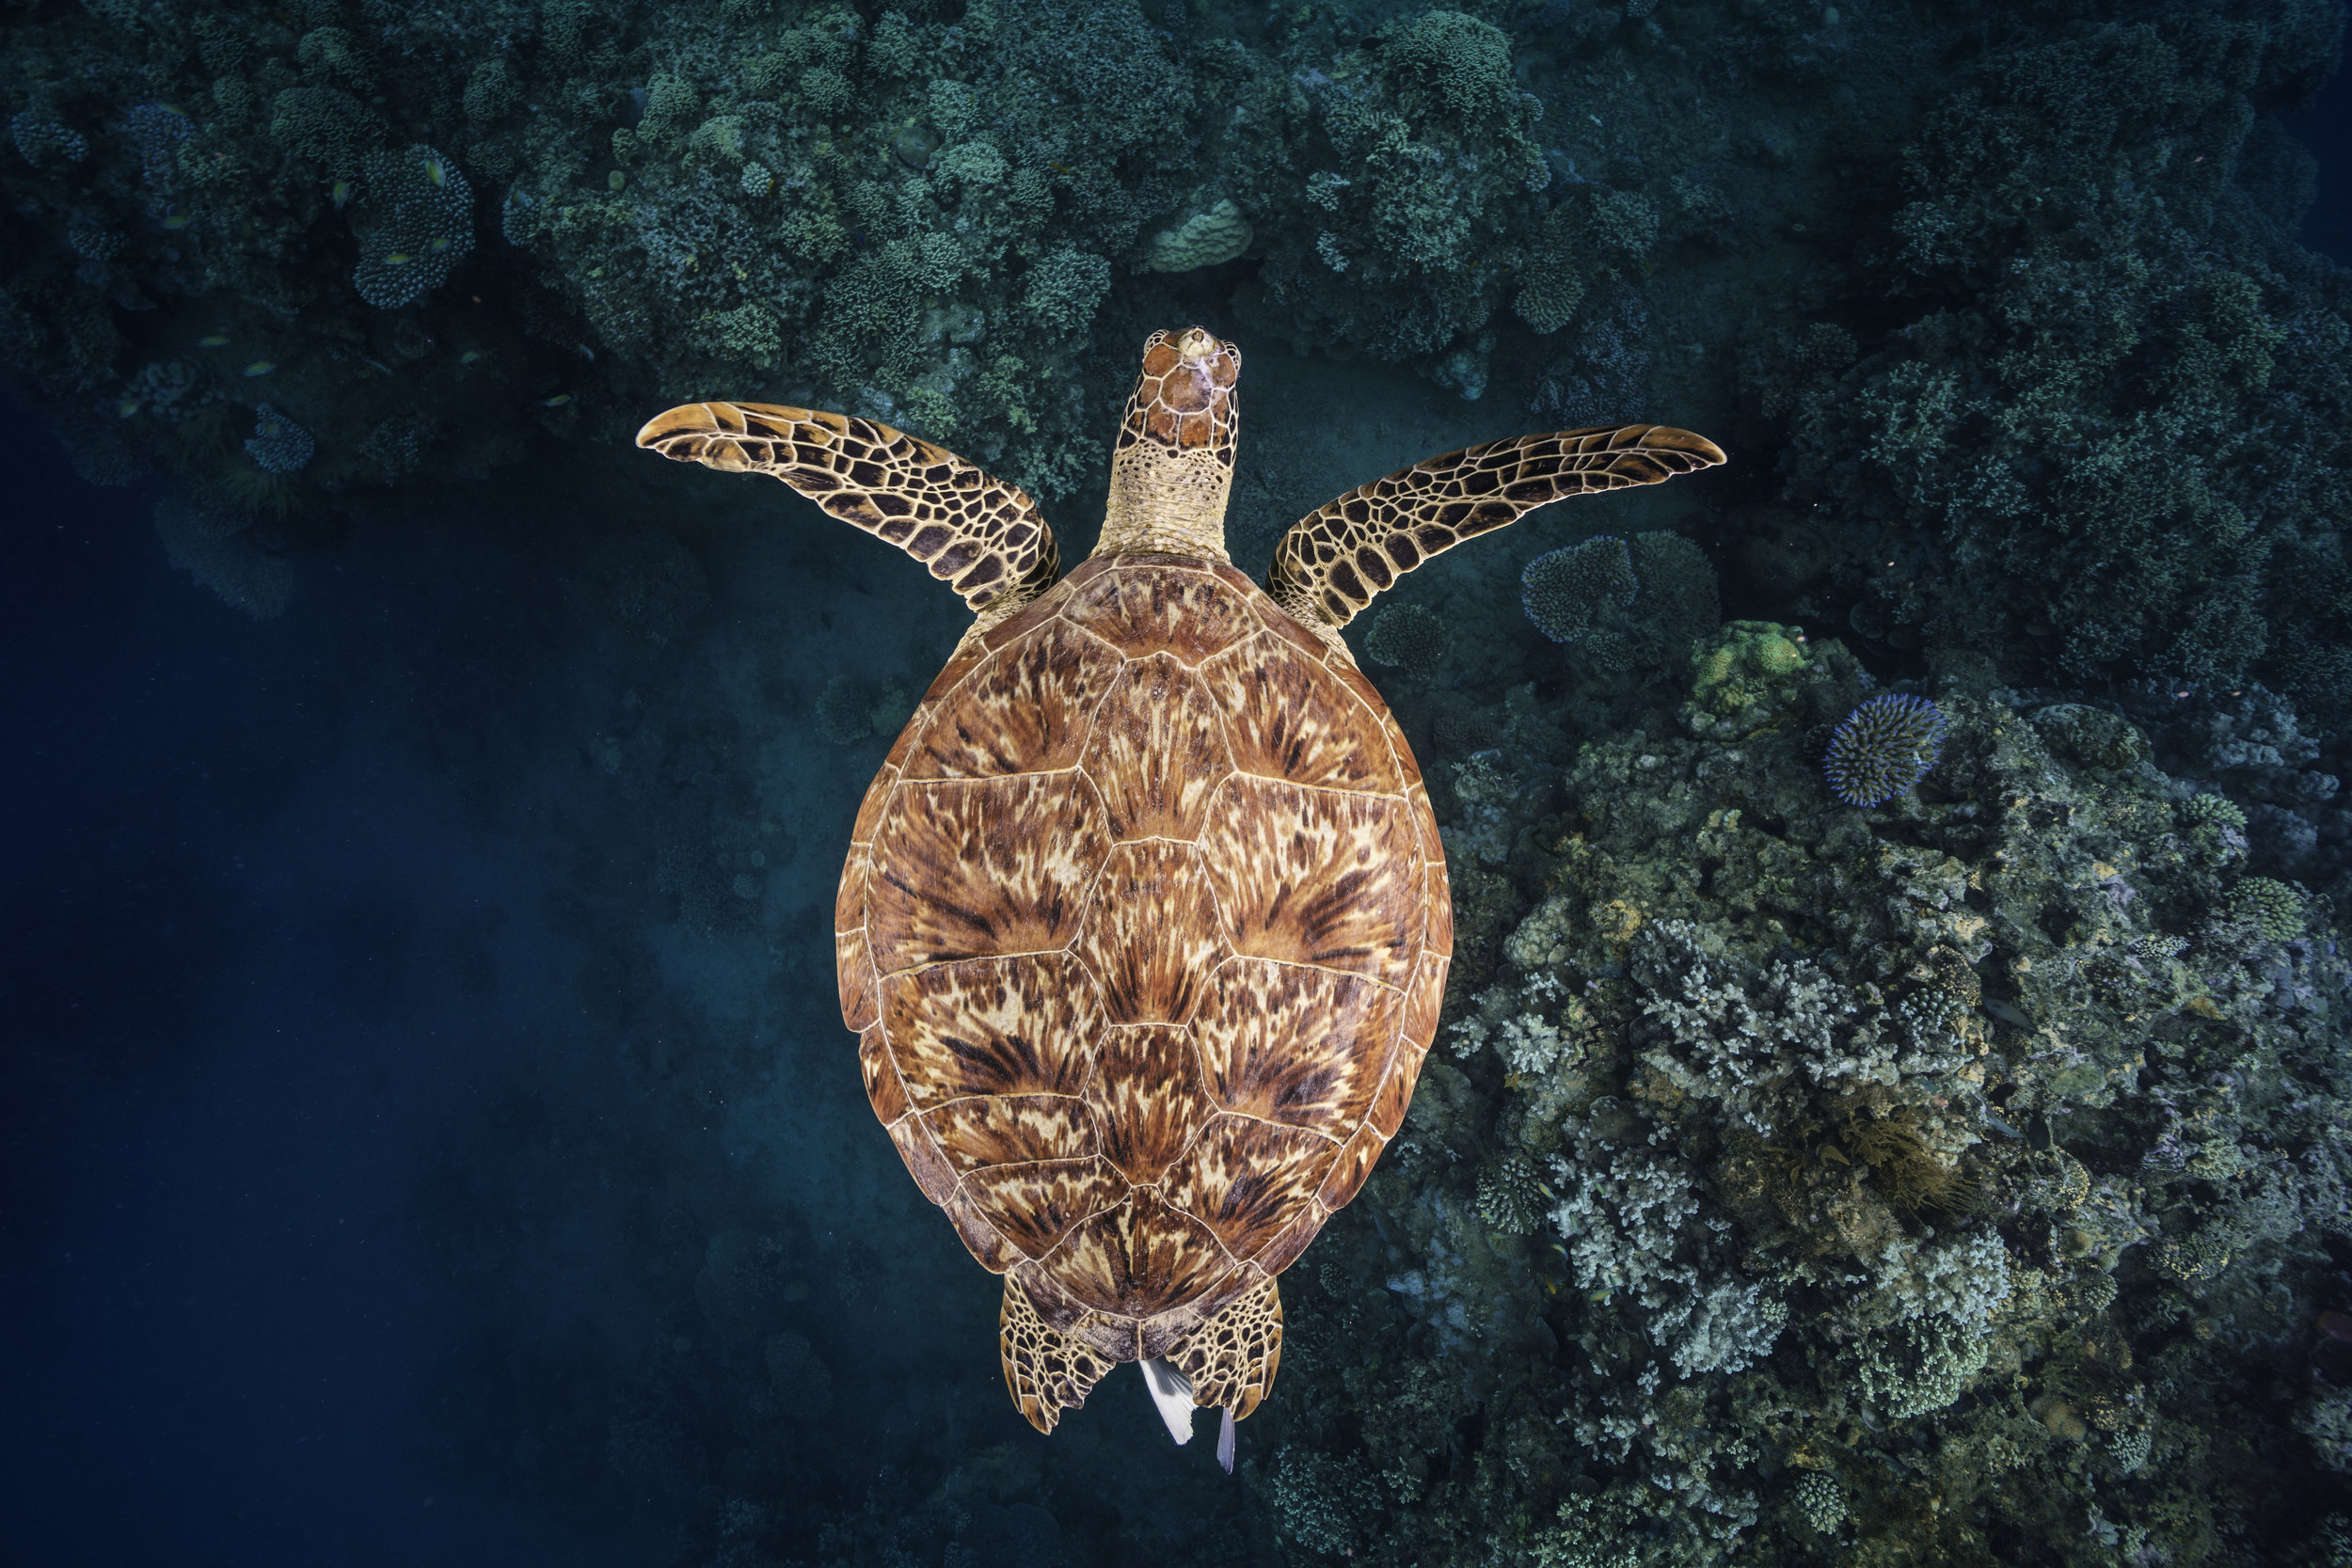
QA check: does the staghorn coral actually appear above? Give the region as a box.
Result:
[350,144,472,310]
[1821,693,1948,808]
[1363,601,1454,681]
[242,404,313,474]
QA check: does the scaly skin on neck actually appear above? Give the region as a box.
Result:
[1092,326,1241,564]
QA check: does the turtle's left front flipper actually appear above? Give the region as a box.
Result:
[636,401,1059,621]
[1267,423,1724,635]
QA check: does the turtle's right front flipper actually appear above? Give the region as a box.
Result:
[1266,422,1724,637]
[636,401,1059,621]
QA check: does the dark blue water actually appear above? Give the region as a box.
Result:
[1,420,631,1563]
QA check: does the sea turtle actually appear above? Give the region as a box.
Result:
[636,327,1723,1462]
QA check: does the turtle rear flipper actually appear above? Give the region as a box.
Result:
[999,1276,1112,1435]
[1169,1277,1282,1423]
[636,401,1059,623]
[1267,423,1725,635]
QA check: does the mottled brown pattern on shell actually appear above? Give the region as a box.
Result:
[923,1093,1098,1175]
[879,953,1101,1109]
[1078,653,1233,840]
[903,617,1121,780]
[961,1157,1128,1259]
[1201,776,1422,987]
[866,774,1108,967]
[1202,632,1401,793]
[1045,1188,1232,1314]
[1192,959,1399,1132]
[1072,840,1228,1024]
[1086,1024,1217,1184]
[1057,557,1255,663]
[844,559,1443,1342]
[1160,1115,1338,1262]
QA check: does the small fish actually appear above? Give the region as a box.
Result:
[1049,160,1073,175]
[423,151,449,187]
[1588,1290,1612,1304]
[361,356,393,374]
[242,360,274,376]
[114,398,143,419]
[161,211,190,230]
[385,251,413,265]
[331,180,351,210]
[198,333,230,347]
[541,393,572,406]
[429,235,450,252]
[459,349,485,364]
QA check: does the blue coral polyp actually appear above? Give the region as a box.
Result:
[1823,693,1947,807]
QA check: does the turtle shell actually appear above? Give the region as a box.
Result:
[837,555,1449,1364]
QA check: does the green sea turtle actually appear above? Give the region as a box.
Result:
[636,327,1724,1463]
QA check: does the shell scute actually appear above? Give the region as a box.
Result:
[1073,840,1229,1024]
[1059,560,1256,665]
[859,1024,910,1123]
[880,953,1102,1109]
[866,774,1109,967]
[905,617,1120,780]
[1160,1116,1337,1262]
[1201,778,1422,986]
[1315,1124,1386,1211]
[850,765,898,847]
[1088,1023,1219,1184]
[1204,633,1401,792]
[836,927,879,1032]
[1079,652,1233,839]
[1404,952,1449,1046]
[1192,958,1400,1132]
[924,1093,1100,1175]
[884,1107,962,1206]
[1046,1188,1231,1316]
[960,1157,1128,1261]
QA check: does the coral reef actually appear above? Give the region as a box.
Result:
[1264,620,2352,1565]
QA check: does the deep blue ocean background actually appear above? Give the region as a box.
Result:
[7,8,2352,1567]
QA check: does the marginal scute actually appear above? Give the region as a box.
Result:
[836,927,879,1032]
[1316,1124,1387,1211]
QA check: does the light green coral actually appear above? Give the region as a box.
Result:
[1793,1471,1846,1532]
[1851,1313,1988,1418]
[2230,876,2305,942]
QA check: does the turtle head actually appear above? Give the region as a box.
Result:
[1094,326,1242,562]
